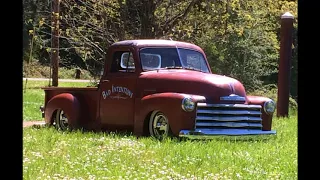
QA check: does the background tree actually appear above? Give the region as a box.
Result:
[23,0,297,99]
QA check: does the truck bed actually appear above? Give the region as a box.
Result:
[42,87,100,130]
[42,87,98,91]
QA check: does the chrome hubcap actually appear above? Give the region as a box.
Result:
[153,113,168,138]
[58,110,69,130]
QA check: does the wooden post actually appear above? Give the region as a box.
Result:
[75,69,81,79]
[277,12,294,117]
[51,0,60,86]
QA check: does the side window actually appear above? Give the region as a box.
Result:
[110,51,135,73]
[120,52,135,69]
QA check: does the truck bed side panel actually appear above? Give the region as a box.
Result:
[43,87,100,130]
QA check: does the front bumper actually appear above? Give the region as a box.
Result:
[179,129,276,139]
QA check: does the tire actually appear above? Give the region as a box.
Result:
[54,109,70,131]
[149,111,171,139]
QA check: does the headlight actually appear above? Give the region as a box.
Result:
[264,100,276,114]
[181,97,195,112]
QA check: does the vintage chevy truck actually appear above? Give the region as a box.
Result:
[40,39,276,139]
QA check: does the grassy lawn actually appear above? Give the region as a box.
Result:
[23,80,297,179]
[23,116,297,179]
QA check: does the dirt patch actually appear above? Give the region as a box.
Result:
[23,121,46,128]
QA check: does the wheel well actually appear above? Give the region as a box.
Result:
[142,111,153,136]
[50,109,58,125]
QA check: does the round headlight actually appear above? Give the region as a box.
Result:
[264,100,276,114]
[182,97,195,112]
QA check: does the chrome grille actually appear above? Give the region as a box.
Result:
[195,103,262,130]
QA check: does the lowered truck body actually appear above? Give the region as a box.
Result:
[41,39,276,139]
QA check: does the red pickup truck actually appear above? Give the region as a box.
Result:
[40,39,276,139]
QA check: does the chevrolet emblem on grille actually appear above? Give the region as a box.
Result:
[220,94,246,101]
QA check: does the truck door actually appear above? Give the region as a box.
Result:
[99,49,138,130]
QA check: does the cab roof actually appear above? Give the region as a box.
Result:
[111,39,204,52]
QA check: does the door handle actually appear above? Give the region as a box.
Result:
[101,80,110,82]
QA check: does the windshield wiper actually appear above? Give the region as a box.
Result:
[144,66,183,72]
[183,66,203,72]
[150,66,203,72]
[162,66,203,72]
[163,66,183,69]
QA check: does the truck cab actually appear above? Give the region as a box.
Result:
[41,39,276,139]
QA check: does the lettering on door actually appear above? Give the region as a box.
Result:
[102,85,133,100]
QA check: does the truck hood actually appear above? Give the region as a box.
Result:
[138,69,247,103]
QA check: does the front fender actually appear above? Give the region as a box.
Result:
[247,95,275,131]
[134,92,205,136]
[45,93,80,128]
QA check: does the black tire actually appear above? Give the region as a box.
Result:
[54,109,70,131]
[149,111,172,140]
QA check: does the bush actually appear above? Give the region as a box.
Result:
[248,85,298,111]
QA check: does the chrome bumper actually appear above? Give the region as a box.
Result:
[179,129,276,138]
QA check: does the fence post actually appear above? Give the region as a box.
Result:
[277,12,294,117]
[75,68,81,79]
[51,0,60,86]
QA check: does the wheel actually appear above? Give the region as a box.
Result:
[149,111,171,139]
[54,109,70,131]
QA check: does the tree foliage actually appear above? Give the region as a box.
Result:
[23,0,298,98]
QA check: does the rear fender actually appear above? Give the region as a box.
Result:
[44,93,80,128]
[134,92,205,136]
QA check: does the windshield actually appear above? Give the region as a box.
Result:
[139,48,210,73]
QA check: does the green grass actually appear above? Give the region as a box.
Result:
[23,115,297,179]
[23,80,91,121]
[23,80,297,179]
